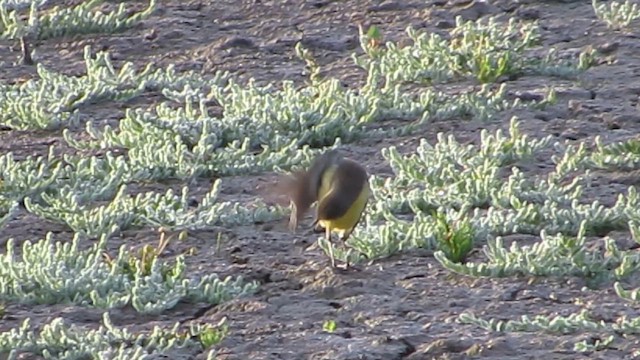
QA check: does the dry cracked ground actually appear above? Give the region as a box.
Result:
[1,0,640,359]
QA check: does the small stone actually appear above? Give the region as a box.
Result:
[613,113,640,123]
[217,36,256,50]
[560,129,582,141]
[556,87,594,100]
[516,7,540,20]
[143,28,157,41]
[309,0,329,8]
[300,35,358,52]
[514,91,544,102]
[567,99,582,113]
[453,0,500,21]
[465,343,483,356]
[500,286,522,301]
[368,1,404,12]
[435,19,455,29]
[269,271,287,282]
[597,41,620,54]
[606,120,621,130]
[534,112,552,121]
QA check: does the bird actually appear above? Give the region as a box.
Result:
[285,149,370,268]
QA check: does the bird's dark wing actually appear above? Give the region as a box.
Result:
[317,191,353,220]
[316,159,368,221]
[308,149,343,198]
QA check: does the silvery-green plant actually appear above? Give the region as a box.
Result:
[0,150,64,230]
[53,153,129,203]
[73,79,536,159]
[460,307,640,351]
[63,83,540,187]
[337,118,640,264]
[1,46,206,130]
[316,237,367,266]
[0,232,257,313]
[574,335,615,352]
[437,220,640,281]
[0,148,62,202]
[207,77,379,148]
[0,0,48,11]
[65,42,549,169]
[63,136,325,184]
[322,206,484,265]
[590,136,640,171]
[54,41,549,189]
[354,15,591,84]
[371,117,553,214]
[0,200,18,230]
[609,272,640,304]
[433,211,474,263]
[471,193,627,237]
[0,0,156,40]
[593,0,640,30]
[188,318,229,349]
[295,42,322,83]
[0,312,206,358]
[24,179,284,237]
[321,119,550,263]
[459,309,606,334]
[65,106,325,179]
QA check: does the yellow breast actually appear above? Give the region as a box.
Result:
[318,186,370,234]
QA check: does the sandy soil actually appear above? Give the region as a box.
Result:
[2,0,640,359]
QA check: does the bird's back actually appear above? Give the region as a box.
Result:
[316,158,370,234]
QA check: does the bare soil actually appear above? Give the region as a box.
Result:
[2,0,640,359]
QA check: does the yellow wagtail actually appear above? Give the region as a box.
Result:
[286,149,370,267]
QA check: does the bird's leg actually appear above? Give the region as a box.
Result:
[340,230,354,269]
[325,226,336,268]
[340,229,353,244]
[340,229,356,252]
